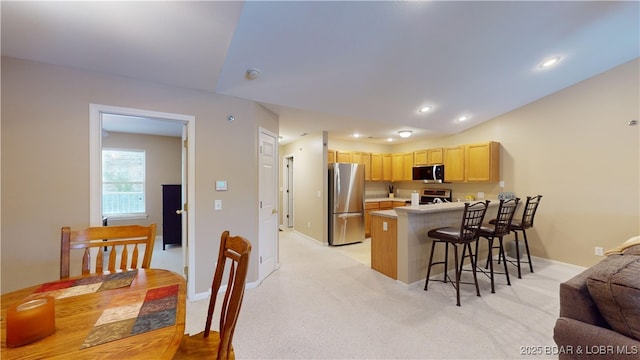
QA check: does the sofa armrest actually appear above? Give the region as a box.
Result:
[554,317,640,360]
[559,261,610,327]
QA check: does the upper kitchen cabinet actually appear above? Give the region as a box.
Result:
[391,153,413,182]
[465,141,500,183]
[391,153,403,182]
[336,151,352,163]
[443,145,465,182]
[372,153,392,181]
[414,148,443,166]
[427,148,444,165]
[414,150,427,166]
[328,150,336,163]
[403,153,414,180]
[352,151,371,181]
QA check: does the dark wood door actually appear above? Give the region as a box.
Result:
[162,184,181,250]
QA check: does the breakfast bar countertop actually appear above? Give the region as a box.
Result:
[394,200,498,213]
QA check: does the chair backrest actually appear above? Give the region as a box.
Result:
[60,224,157,279]
[520,195,542,229]
[459,200,490,242]
[492,198,520,237]
[204,231,252,360]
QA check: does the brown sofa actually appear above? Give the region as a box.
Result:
[553,240,640,359]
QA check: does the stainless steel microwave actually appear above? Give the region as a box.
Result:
[412,164,445,183]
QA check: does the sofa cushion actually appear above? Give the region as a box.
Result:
[586,255,640,341]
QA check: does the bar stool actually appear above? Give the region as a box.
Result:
[475,198,520,293]
[424,201,489,306]
[492,195,542,278]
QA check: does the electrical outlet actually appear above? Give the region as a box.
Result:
[383,221,388,231]
[307,221,311,228]
[477,192,485,199]
[214,200,222,211]
[595,247,604,256]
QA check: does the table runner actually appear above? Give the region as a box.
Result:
[33,270,139,299]
[80,284,179,349]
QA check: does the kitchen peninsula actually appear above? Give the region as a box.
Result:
[370,201,498,285]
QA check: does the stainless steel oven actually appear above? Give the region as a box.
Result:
[420,188,452,204]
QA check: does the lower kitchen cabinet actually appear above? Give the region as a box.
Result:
[371,214,397,279]
[364,202,379,237]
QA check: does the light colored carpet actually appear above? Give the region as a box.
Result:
[185,229,584,359]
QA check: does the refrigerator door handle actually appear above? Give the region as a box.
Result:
[333,166,340,212]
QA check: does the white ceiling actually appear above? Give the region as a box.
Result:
[2,1,638,143]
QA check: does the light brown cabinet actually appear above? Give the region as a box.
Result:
[427,148,444,164]
[403,153,414,180]
[391,153,414,182]
[371,215,397,279]
[464,142,500,182]
[371,153,392,182]
[336,151,352,163]
[414,148,443,166]
[352,151,371,181]
[414,150,428,166]
[328,150,336,163]
[444,145,465,182]
[364,202,379,237]
[391,154,403,182]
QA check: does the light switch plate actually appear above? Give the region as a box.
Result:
[214,200,222,210]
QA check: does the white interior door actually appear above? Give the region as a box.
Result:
[259,128,278,281]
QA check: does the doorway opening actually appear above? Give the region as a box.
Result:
[283,155,294,228]
[89,104,196,299]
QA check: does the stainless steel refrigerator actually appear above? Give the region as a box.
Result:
[328,163,365,246]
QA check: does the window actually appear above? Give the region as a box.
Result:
[102,149,146,217]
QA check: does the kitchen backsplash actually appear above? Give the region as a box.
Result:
[365,181,503,201]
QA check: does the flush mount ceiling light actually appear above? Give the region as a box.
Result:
[398,130,412,138]
[539,56,561,69]
[418,105,432,113]
[245,68,262,80]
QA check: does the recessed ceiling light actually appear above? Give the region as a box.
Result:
[353,133,361,138]
[418,106,432,113]
[398,130,412,138]
[539,56,561,69]
[387,138,393,142]
[458,115,469,122]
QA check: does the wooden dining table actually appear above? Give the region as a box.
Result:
[1,268,186,360]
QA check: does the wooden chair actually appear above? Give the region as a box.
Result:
[60,224,157,279]
[173,231,252,360]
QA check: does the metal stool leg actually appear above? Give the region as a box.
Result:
[522,229,534,273]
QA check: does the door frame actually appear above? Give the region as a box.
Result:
[282,154,294,228]
[258,127,279,283]
[89,104,197,299]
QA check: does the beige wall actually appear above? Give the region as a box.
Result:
[102,132,182,234]
[299,58,640,267]
[1,57,278,294]
[279,132,328,243]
